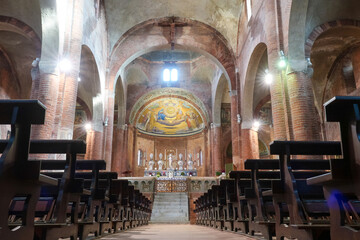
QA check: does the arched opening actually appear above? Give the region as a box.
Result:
[77,45,103,160]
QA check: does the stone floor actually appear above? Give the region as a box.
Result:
[98,224,257,240]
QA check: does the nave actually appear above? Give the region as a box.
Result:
[98,224,256,240]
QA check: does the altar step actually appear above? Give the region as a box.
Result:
[150,192,189,223]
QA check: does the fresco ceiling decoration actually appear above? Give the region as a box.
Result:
[130,88,208,137]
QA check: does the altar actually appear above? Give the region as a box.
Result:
[144,169,197,177]
[143,152,198,177]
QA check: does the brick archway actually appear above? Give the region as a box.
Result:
[108,17,237,92]
[0,16,41,54]
[305,19,360,58]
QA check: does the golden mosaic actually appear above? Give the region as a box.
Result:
[135,97,205,136]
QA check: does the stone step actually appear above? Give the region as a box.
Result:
[152,208,187,212]
[150,192,189,223]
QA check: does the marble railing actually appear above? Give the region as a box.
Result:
[121,176,221,193]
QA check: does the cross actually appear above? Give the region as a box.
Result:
[158,17,188,50]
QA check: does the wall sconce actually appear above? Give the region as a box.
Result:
[278,50,287,69]
[103,117,108,126]
[237,114,241,124]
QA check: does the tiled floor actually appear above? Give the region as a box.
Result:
[99,224,257,240]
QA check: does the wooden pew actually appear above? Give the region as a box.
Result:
[0,100,46,240]
[269,141,341,240]
[42,159,108,239]
[221,179,236,231]
[243,161,279,240]
[307,96,360,240]
[209,187,219,228]
[229,171,252,234]
[202,189,214,227]
[122,185,134,230]
[75,160,106,240]
[214,184,225,230]
[32,140,86,240]
[109,179,129,232]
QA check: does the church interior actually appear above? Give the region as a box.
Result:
[1,0,360,239]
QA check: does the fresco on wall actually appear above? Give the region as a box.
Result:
[258,102,272,125]
[221,103,231,125]
[136,97,204,136]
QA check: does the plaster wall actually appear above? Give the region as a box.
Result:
[105,0,241,53]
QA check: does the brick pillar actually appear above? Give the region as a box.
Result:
[268,64,288,140]
[127,125,135,176]
[85,130,103,160]
[104,94,115,171]
[31,61,60,140]
[264,0,288,141]
[111,127,124,174]
[230,92,242,170]
[204,127,210,176]
[352,47,360,89]
[241,128,260,160]
[287,71,320,141]
[211,124,222,175]
[58,0,84,140]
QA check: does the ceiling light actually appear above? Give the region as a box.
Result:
[264,69,273,85]
[278,50,287,69]
[58,58,72,72]
[252,120,260,131]
[85,123,92,131]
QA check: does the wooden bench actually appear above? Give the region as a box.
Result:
[270,140,341,240]
[243,161,279,240]
[228,171,252,234]
[307,96,360,240]
[0,100,152,240]
[221,179,236,231]
[0,100,46,240]
[109,179,129,232]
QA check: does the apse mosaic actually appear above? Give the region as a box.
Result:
[136,97,205,136]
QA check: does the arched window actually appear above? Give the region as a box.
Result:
[246,0,252,21]
[171,69,178,81]
[163,69,170,82]
[163,68,178,82]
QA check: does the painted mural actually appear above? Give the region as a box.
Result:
[136,97,204,136]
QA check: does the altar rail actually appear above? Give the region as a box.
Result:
[121,177,220,193]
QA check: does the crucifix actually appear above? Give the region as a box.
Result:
[158,17,188,50]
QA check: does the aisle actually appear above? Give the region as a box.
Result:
[99,224,257,240]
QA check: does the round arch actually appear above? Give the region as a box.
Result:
[241,42,268,127]
[108,17,237,92]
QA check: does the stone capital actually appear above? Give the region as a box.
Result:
[39,60,59,75]
[241,120,253,130]
[229,90,237,96]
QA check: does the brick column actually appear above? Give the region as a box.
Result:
[268,63,288,140]
[352,47,360,89]
[104,94,115,171]
[126,125,135,176]
[204,127,210,176]
[211,124,222,175]
[264,0,288,141]
[241,127,260,160]
[31,61,60,140]
[58,0,84,140]
[111,126,125,174]
[287,71,320,141]
[85,130,103,160]
[230,92,242,170]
